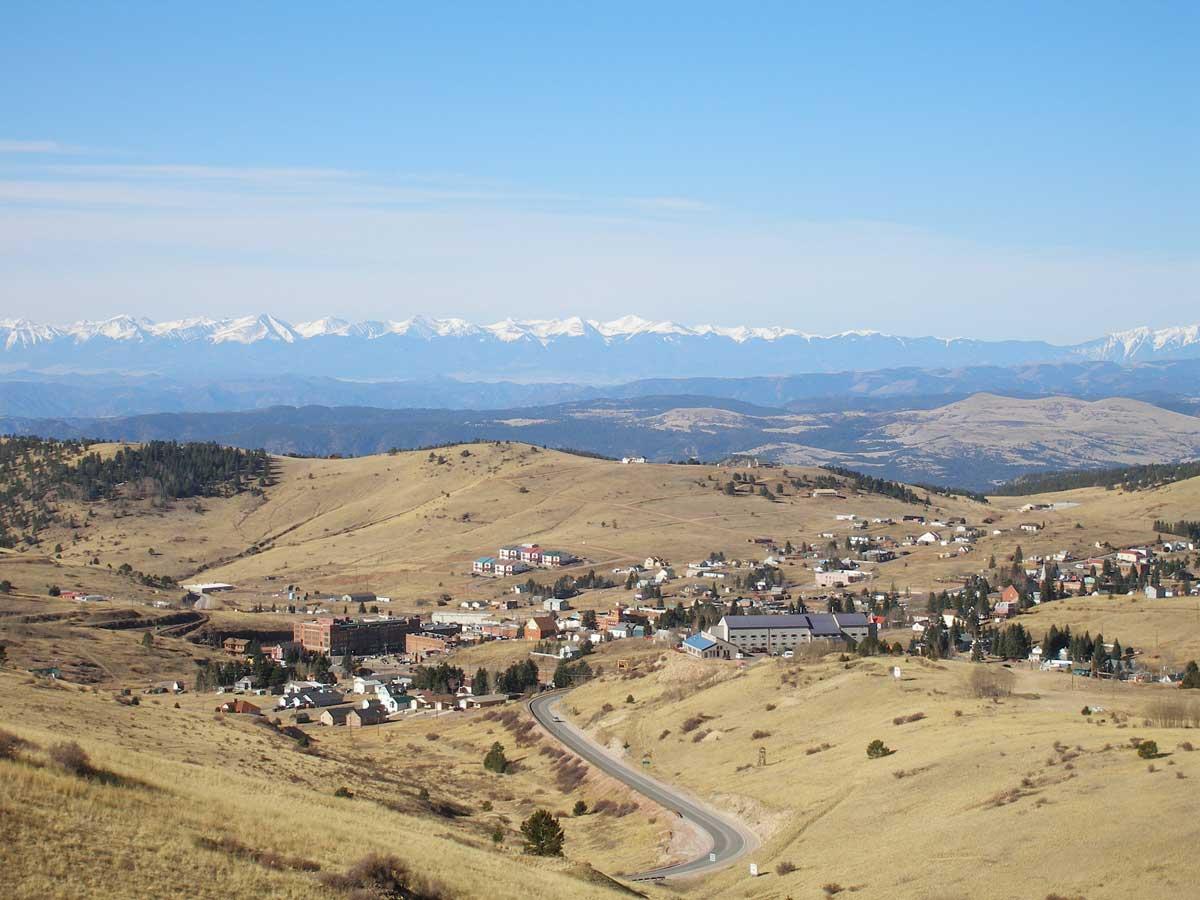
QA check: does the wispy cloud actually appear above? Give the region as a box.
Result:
[0,139,84,155]
[625,196,714,213]
[45,163,357,182]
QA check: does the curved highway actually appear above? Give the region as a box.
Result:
[529,692,754,880]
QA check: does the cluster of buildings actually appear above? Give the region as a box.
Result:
[473,543,577,576]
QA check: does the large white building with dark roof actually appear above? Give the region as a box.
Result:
[710,612,874,654]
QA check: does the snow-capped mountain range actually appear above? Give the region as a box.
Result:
[1,313,1197,381]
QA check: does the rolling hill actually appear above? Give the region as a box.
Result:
[5,392,1199,488]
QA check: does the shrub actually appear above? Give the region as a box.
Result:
[320,853,446,899]
[970,667,1015,698]
[1137,740,1159,760]
[194,835,320,873]
[0,728,31,760]
[751,730,771,740]
[572,799,588,816]
[520,809,565,856]
[893,712,926,726]
[333,786,354,798]
[866,739,892,759]
[765,703,777,711]
[625,694,635,704]
[1147,696,1200,729]
[1179,741,1195,752]
[1081,706,1092,716]
[483,741,509,774]
[1182,660,1200,689]
[823,884,844,896]
[49,741,94,776]
[776,861,797,875]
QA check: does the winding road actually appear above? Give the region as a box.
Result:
[528,692,754,881]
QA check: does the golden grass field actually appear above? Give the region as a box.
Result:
[4,444,1200,898]
[567,649,1200,899]
[0,660,663,900]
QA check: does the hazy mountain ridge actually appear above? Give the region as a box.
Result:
[4,393,1197,489]
[3,313,1200,381]
[3,358,1200,419]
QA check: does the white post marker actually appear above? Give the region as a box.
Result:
[749,863,759,877]
[709,852,716,863]
[892,665,902,680]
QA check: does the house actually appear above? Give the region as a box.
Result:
[543,597,572,612]
[815,569,867,587]
[341,593,377,606]
[540,549,574,567]
[1000,585,1023,606]
[233,676,255,693]
[682,632,737,659]
[352,676,383,694]
[280,687,345,710]
[1020,523,1043,533]
[150,680,186,694]
[473,556,497,575]
[621,456,647,464]
[216,699,262,715]
[376,686,414,714]
[223,637,251,655]
[916,532,942,545]
[347,700,387,727]
[320,708,353,727]
[524,616,559,641]
[460,693,509,710]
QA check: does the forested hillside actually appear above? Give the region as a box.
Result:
[0,437,272,548]
[995,459,1200,495]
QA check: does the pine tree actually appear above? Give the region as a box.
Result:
[1181,660,1200,689]
[483,742,509,774]
[474,667,490,695]
[520,809,565,856]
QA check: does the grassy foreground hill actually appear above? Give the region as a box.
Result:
[566,650,1200,899]
[0,657,664,900]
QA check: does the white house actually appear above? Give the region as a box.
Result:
[916,532,942,545]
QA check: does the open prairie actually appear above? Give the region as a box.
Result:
[4,444,1200,899]
[566,650,1200,899]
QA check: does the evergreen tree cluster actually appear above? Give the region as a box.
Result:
[0,436,273,547]
[495,659,541,694]
[996,460,1200,496]
[69,441,272,501]
[410,662,466,694]
[1155,519,1200,542]
[819,465,927,505]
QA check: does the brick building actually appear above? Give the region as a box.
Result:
[292,616,418,656]
[407,632,453,660]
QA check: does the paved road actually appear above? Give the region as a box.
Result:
[529,692,753,881]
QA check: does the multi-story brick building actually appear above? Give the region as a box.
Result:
[292,616,418,656]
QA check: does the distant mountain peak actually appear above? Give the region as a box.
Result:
[1,313,1198,380]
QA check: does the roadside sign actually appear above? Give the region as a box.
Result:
[709,852,717,863]
[749,863,759,877]
[892,666,902,680]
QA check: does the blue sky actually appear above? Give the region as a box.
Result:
[1,2,1196,340]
